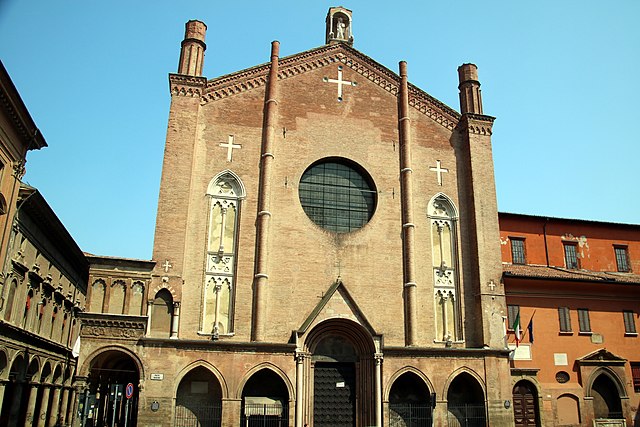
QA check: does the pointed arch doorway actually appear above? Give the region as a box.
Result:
[306,319,376,427]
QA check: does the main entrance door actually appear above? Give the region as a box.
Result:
[513,381,539,427]
[314,362,355,426]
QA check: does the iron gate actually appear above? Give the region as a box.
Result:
[240,403,289,427]
[389,403,433,426]
[447,404,486,427]
[174,403,222,427]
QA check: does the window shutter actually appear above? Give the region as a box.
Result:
[558,307,571,332]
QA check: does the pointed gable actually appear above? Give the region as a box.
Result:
[187,43,460,130]
[297,279,377,337]
[577,348,627,366]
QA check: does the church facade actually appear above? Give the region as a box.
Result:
[77,8,515,427]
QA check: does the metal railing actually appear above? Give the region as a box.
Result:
[446,404,486,427]
[389,403,433,426]
[240,404,289,427]
[174,403,222,427]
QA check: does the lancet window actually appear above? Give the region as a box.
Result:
[202,171,244,337]
[429,194,462,342]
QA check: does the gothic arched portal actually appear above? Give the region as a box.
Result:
[305,319,377,427]
[175,366,223,427]
[240,368,289,426]
[446,371,487,427]
[388,371,433,426]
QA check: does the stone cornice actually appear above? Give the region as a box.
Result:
[169,74,207,98]
[383,345,511,358]
[199,44,460,130]
[0,61,47,151]
[141,337,296,354]
[458,113,495,136]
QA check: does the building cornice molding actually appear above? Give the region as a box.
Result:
[168,74,207,98]
[458,113,495,136]
[199,44,460,130]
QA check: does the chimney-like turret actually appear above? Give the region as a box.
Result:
[178,20,207,76]
[458,63,483,114]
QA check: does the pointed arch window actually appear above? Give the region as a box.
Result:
[429,194,462,342]
[202,171,245,337]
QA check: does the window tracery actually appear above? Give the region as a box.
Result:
[429,194,461,342]
[202,171,244,337]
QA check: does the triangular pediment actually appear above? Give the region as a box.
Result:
[180,43,460,130]
[577,348,627,365]
[297,279,376,337]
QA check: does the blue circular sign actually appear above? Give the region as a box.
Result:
[125,383,134,399]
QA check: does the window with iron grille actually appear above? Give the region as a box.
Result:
[507,304,520,330]
[564,243,579,269]
[558,307,572,332]
[623,311,637,334]
[510,238,526,264]
[578,308,591,333]
[299,160,377,233]
[614,246,630,272]
[631,362,640,393]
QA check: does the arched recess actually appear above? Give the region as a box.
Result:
[175,360,229,399]
[150,288,173,338]
[512,379,540,427]
[82,347,142,427]
[130,281,145,315]
[88,279,106,313]
[240,367,291,427]
[587,370,625,419]
[0,349,7,378]
[1,353,28,425]
[557,394,581,425]
[202,170,245,337]
[428,193,462,342]
[304,318,377,427]
[3,277,18,322]
[108,280,126,314]
[175,366,224,427]
[445,370,487,427]
[387,369,434,426]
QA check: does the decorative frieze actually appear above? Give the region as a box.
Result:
[80,314,147,340]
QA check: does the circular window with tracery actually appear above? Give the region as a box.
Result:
[556,371,570,383]
[299,159,377,233]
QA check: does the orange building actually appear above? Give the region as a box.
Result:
[500,213,640,427]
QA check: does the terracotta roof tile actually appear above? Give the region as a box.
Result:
[502,263,640,284]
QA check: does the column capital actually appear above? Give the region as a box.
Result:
[295,351,309,363]
[374,353,384,364]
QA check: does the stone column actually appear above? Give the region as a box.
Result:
[24,382,39,427]
[59,387,70,426]
[374,354,383,427]
[170,302,180,338]
[70,377,87,427]
[146,300,153,335]
[0,380,6,418]
[48,385,61,426]
[7,379,25,426]
[36,384,51,427]
[295,352,306,427]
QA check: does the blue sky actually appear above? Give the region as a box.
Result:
[0,1,638,259]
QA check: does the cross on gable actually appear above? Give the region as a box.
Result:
[429,160,449,186]
[323,65,357,101]
[162,260,172,273]
[219,135,241,162]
